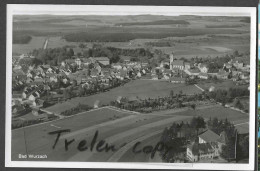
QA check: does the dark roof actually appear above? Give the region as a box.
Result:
[95,57,110,61]
[198,129,220,143]
[188,142,214,156]
[13,69,25,76]
[188,68,200,73]
[171,60,184,66]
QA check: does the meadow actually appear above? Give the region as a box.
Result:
[12,15,250,57]
[46,79,203,114]
[11,104,248,161]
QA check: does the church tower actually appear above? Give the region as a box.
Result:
[170,52,174,70]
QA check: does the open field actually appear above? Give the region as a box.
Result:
[12,15,250,57]
[12,104,248,162]
[46,79,203,114]
[13,36,79,55]
[13,36,46,55]
[11,14,251,163]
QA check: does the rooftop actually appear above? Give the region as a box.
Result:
[94,57,110,61]
[171,60,184,66]
[198,129,220,143]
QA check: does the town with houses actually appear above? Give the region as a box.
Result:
[10,14,251,163]
[12,52,250,115]
[12,49,250,163]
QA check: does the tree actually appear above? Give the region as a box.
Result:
[67,48,74,58]
[233,98,244,110]
[233,50,239,57]
[72,80,77,87]
[79,43,86,51]
[63,88,69,100]
[110,55,119,64]
[191,104,196,110]
[77,52,82,57]
[190,116,206,135]
[83,50,89,57]
[170,90,174,98]
[220,136,236,162]
[78,85,85,97]
[238,135,249,158]
[160,123,186,162]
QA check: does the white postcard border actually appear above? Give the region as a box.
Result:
[5,4,257,170]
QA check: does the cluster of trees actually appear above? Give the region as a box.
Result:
[145,41,171,47]
[190,51,243,73]
[240,17,250,23]
[18,57,42,73]
[12,114,59,129]
[114,20,190,26]
[77,78,130,97]
[207,87,249,107]
[236,134,249,161]
[207,117,236,137]
[233,98,246,111]
[64,32,160,42]
[160,116,206,163]
[160,116,248,162]
[80,45,153,64]
[61,77,131,101]
[12,119,44,129]
[60,103,93,116]
[31,47,74,65]
[207,117,248,162]
[186,75,220,85]
[13,34,32,44]
[205,24,242,28]
[60,23,245,42]
[110,91,206,113]
[30,44,153,66]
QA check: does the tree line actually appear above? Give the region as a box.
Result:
[13,34,32,44]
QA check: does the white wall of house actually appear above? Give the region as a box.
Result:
[199,137,206,144]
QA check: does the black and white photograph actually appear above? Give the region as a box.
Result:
[5,5,256,170]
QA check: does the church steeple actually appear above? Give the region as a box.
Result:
[170,51,174,70]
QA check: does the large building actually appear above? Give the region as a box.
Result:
[169,53,190,70]
[186,130,227,162]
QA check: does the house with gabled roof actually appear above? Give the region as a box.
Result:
[217,69,230,79]
[90,68,99,77]
[198,63,209,73]
[198,73,209,80]
[185,68,200,76]
[95,57,110,66]
[198,130,220,144]
[170,60,185,70]
[29,92,38,101]
[187,129,227,162]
